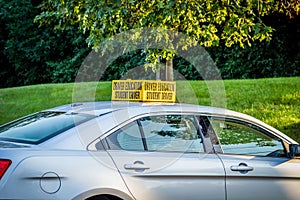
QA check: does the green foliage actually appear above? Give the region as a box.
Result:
[34,0,300,78]
[36,0,285,71]
[44,30,91,83]
[0,0,50,86]
[102,50,148,80]
[101,51,201,81]
[0,0,300,87]
[0,0,90,87]
[208,14,300,79]
[36,0,279,47]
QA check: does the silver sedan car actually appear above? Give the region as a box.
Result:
[0,101,300,200]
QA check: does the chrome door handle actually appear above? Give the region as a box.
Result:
[124,161,150,171]
[230,163,253,174]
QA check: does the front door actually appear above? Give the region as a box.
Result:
[209,117,300,200]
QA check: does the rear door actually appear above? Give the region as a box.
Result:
[209,117,300,200]
[104,114,225,200]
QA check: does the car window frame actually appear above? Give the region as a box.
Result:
[138,115,203,153]
[94,112,214,154]
[105,120,146,151]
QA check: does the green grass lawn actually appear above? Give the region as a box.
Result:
[1,77,300,142]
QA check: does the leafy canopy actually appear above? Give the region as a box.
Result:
[36,0,299,68]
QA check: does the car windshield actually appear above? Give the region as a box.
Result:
[0,111,95,144]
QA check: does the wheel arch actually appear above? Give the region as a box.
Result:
[72,188,134,200]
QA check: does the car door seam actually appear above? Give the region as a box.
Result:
[216,152,228,200]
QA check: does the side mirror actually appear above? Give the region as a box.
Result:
[289,144,300,158]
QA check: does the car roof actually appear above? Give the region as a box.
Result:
[45,101,232,116]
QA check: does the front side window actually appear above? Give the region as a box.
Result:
[210,117,285,157]
[106,115,204,153]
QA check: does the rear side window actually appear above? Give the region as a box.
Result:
[140,115,203,152]
[0,111,94,144]
[107,121,144,151]
[106,115,204,153]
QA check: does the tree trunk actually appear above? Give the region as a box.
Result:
[165,59,173,81]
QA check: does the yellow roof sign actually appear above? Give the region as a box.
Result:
[112,80,176,102]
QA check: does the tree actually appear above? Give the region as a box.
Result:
[36,0,299,80]
[0,0,50,87]
[0,0,90,87]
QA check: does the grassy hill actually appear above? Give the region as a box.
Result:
[1,77,300,142]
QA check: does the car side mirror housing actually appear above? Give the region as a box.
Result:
[289,144,300,158]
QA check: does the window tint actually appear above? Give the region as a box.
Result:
[106,121,144,151]
[210,118,285,157]
[106,115,204,153]
[140,115,203,153]
[0,112,94,144]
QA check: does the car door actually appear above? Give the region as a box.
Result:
[104,114,225,200]
[208,116,300,200]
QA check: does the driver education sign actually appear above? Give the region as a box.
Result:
[112,80,176,102]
